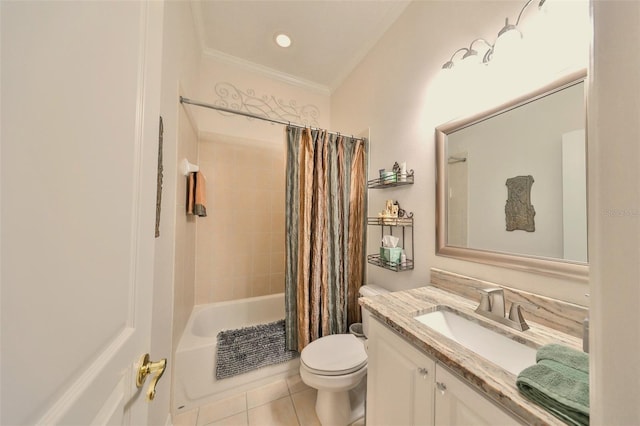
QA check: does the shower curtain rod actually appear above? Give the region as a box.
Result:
[179,96,365,142]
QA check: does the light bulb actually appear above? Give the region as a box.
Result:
[274,33,292,48]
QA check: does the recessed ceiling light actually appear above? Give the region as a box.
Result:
[275,33,292,48]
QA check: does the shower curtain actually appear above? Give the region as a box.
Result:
[284,126,367,352]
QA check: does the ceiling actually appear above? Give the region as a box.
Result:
[192,1,411,92]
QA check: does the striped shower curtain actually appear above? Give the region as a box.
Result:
[284,126,367,352]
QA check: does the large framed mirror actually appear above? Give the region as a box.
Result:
[435,70,588,281]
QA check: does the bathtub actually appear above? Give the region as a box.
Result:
[173,293,299,413]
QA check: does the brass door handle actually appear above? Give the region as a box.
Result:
[136,353,167,401]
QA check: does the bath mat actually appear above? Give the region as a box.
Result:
[216,319,298,379]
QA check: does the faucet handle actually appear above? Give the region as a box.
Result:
[476,288,503,313]
[478,287,504,295]
[478,288,505,317]
[507,303,530,331]
[476,290,491,312]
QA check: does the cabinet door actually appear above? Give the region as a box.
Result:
[367,318,435,426]
[434,366,522,426]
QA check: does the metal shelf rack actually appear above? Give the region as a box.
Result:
[367,215,414,272]
[367,170,415,189]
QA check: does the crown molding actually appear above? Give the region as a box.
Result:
[201,48,331,96]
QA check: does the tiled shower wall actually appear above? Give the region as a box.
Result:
[195,135,286,304]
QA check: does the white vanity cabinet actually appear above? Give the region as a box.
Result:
[434,365,521,425]
[367,316,523,426]
[367,316,435,426]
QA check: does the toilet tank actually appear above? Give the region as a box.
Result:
[359,285,390,337]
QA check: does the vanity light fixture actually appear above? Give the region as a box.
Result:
[462,38,494,64]
[442,48,470,69]
[274,32,292,48]
[497,0,547,39]
[441,0,546,70]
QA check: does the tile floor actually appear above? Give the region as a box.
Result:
[173,374,344,426]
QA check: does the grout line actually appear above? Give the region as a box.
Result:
[287,395,302,426]
[285,377,293,396]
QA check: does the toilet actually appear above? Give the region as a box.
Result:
[299,285,389,426]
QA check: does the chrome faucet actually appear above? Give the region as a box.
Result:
[475,288,530,331]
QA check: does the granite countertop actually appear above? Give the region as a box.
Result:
[360,285,583,425]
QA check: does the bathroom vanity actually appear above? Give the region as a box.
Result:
[367,316,519,425]
[361,270,585,425]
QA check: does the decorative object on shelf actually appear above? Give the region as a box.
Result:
[505,175,535,232]
[380,235,402,264]
[380,199,397,217]
[380,169,396,184]
[212,82,320,126]
[368,169,415,189]
[399,162,407,182]
[373,200,414,226]
[394,201,411,219]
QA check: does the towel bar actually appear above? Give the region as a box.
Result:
[181,158,199,176]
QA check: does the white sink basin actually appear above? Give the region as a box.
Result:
[415,308,536,376]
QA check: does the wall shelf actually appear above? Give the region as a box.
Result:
[367,216,414,272]
[367,168,415,272]
[367,254,414,272]
[367,217,414,227]
[367,170,415,189]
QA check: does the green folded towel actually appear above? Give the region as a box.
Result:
[537,343,589,374]
[517,344,589,426]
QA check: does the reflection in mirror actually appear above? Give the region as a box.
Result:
[436,70,588,281]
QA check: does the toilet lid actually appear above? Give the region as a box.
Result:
[301,334,367,376]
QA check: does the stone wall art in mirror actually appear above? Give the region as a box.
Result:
[505,175,535,232]
[435,70,588,281]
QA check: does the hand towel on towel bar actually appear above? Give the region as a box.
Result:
[187,171,207,217]
[517,344,589,426]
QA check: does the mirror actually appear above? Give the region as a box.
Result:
[435,70,588,281]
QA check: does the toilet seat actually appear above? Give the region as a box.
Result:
[301,334,367,376]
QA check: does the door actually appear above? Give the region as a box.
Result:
[434,366,522,425]
[1,1,164,424]
[366,317,435,426]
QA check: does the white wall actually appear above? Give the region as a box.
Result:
[195,54,331,143]
[589,1,640,422]
[155,1,201,423]
[194,135,286,303]
[331,0,590,305]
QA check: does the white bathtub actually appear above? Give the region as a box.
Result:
[173,293,299,413]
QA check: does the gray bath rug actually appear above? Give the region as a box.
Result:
[216,319,298,380]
